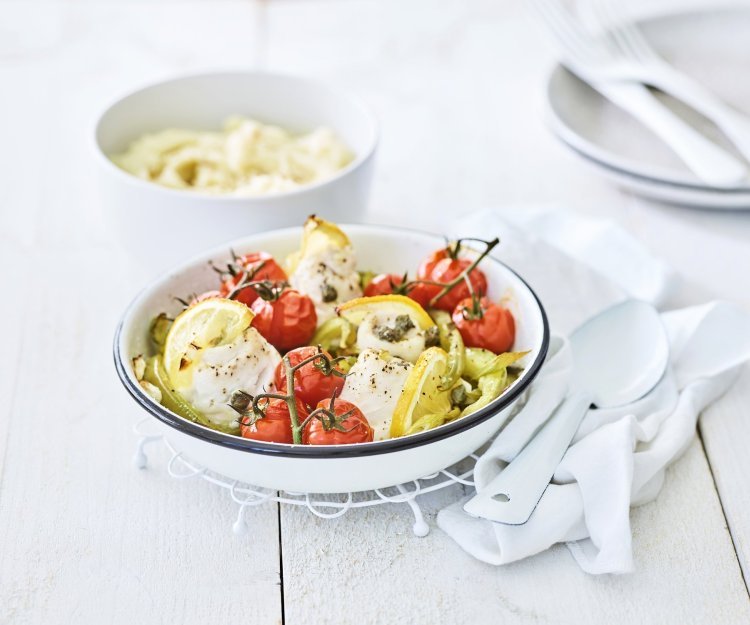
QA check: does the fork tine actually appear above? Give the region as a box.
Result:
[618,16,659,62]
[527,0,583,61]
[527,0,603,66]
[590,0,641,59]
[596,0,659,62]
[537,0,598,52]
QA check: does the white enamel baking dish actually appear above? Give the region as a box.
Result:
[114,224,549,493]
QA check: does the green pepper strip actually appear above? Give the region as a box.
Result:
[460,349,529,416]
[310,317,356,355]
[405,408,460,436]
[464,348,529,380]
[149,313,173,352]
[460,370,509,417]
[431,310,465,390]
[143,355,239,435]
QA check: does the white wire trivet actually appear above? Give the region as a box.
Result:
[133,419,478,537]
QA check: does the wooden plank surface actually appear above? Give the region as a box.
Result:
[0,4,283,624]
[279,438,749,625]
[1,1,749,624]
[621,200,750,592]
[700,366,750,587]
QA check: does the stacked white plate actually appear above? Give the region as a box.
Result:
[546,8,750,209]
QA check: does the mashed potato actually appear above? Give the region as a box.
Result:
[111,116,354,195]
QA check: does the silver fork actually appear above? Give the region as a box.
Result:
[586,0,750,163]
[528,0,747,187]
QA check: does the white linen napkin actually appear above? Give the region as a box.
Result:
[436,208,750,574]
[455,206,678,306]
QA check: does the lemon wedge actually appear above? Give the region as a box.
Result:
[163,298,254,390]
[337,294,435,331]
[390,347,456,438]
[286,215,352,274]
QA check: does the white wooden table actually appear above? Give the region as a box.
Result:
[2,2,750,623]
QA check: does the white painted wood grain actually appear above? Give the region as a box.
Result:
[0,249,283,625]
[0,240,30,478]
[1,1,749,623]
[0,4,283,624]
[699,365,750,586]
[279,438,750,625]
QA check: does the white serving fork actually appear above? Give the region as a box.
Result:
[528,0,748,187]
[584,0,750,164]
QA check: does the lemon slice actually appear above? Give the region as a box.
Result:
[286,215,352,274]
[163,298,254,390]
[390,347,454,437]
[337,294,435,331]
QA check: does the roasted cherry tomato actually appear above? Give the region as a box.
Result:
[251,289,317,352]
[406,282,442,309]
[364,273,437,309]
[452,297,515,354]
[240,397,308,444]
[303,398,373,445]
[417,248,487,312]
[417,248,449,282]
[364,273,403,297]
[189,290,222,306]
[220,252,288,307]
[274,346,345,407]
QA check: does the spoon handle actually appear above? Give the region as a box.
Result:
[463,390,592,525]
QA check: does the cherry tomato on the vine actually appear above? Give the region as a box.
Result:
[417,248,487,312]
[452,297,516,354]
[251,289,317,352]
[405,282,442,309]
[364,273,403,297]
[417,248,449,282]
[303,398,373,445]
[220,251,287,307]
[239,397,308,444]
[274,346,345,407]
[363,273,437,309]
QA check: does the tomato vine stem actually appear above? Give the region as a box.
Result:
[401,237,499,307]
[284,354,304,443]
[241,349,349,444]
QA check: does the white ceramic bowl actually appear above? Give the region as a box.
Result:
[114,224,549,493]
[94,72,378,273]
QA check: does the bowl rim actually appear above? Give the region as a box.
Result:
[92,69,379,203]
[113,223,550,458]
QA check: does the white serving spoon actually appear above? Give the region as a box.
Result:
[463,299,669,525]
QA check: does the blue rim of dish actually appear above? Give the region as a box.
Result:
[112,230,550,459]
